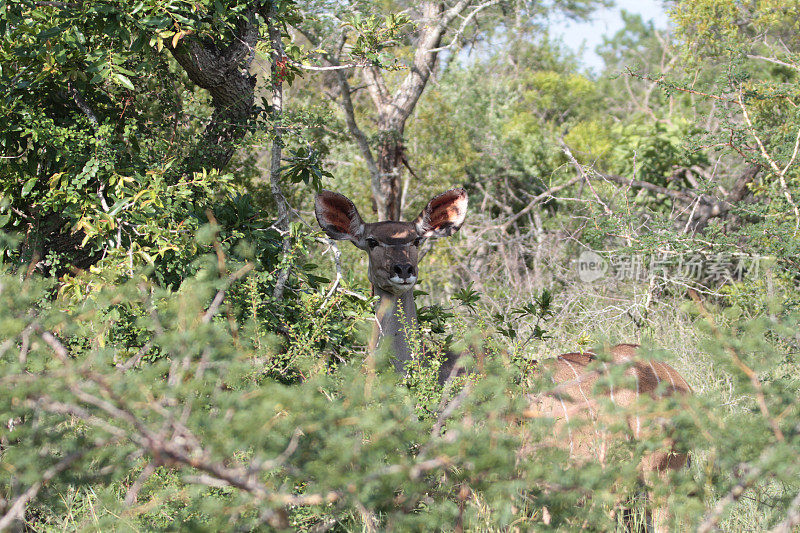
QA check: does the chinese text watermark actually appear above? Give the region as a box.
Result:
[576,251,766,284]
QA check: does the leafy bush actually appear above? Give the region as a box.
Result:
[1,252,797,531]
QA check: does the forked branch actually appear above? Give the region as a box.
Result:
[737,91,800,235]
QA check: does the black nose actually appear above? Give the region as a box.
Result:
[393,263,416,279]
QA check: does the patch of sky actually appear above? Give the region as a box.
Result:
[548,0,670,74]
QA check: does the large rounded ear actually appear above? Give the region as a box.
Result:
[414,188,468,238]
[315,190,366,247]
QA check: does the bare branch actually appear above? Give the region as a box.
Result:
[430,383,472,437]
[388,1,471,125]
[426,0,502,53]
[124,463,155,506]
[33,1,78,6]
[250,427,303,473]
[202,262,255,324]
[561,142,614,216]
[335,67,382,200]
[67,82,98,127]
[297,27,382,201]
[288,60,366,71]
[747,54,800,72]
[40,330,69,362]
[117,340,153,372]
[27,397,128,439]
[318,238,344,310]
[362,65,391,111]
[498,174,584,232]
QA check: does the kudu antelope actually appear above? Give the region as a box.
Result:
[315,188,692,531]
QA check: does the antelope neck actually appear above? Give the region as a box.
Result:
[372,285,418,374]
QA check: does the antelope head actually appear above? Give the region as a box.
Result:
[314,189,468,295]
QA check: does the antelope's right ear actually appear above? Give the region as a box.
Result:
[414,188,468,239]
[315,190,366,247]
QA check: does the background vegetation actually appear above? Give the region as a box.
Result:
[1,0,799,530]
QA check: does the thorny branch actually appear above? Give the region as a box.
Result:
[771,488,800,533]
[738,92,800,236]
[8,328,335,528]
[0,441,111,530]
[697,463,764,533]
[689,290,785,443]
[7,321,475,528]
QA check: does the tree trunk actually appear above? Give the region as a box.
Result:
[167,10,260,176]
[369,2,448,221]
[267,11,291,300]
[301,1,476,220]
[375,124,405,221]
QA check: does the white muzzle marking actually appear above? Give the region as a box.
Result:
[389,275,417,287]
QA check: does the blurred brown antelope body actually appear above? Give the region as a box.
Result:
[531,343,691,469]
[315,189,691,532]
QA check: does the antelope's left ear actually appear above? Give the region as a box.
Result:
[315,190,366,247]
[414,188,468,238]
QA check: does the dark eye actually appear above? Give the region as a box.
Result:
[366,238,379,249]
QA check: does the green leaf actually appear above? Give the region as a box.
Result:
[37,26,66,41]
[21,178,36,197]
[114,73,135,90]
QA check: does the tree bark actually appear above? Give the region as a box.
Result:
[375,127,405,221]
[689,164,760,233]
[167,9,260,175]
